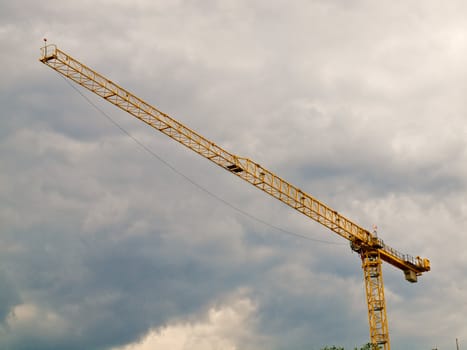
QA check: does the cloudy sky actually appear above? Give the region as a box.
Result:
[1,1,467,349]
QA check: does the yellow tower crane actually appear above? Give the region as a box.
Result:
[39,44,430,350]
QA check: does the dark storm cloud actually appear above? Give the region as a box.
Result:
[0,269,21,323]
[1,1,467,350]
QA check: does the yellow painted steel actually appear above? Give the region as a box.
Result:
[40,44,430,349]
[362,250,390,349]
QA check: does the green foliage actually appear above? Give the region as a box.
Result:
[320,343,375,350]
[356,344,373,350]
[358,343,380,350]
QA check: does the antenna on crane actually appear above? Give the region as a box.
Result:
[43,38,48,57]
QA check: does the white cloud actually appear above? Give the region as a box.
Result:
[113,295,261,350]
[5,303,70,340]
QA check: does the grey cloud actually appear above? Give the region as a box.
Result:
[0,269,21,324]
[2,1,467,349]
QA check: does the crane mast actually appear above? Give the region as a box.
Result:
[40,44,430,350]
